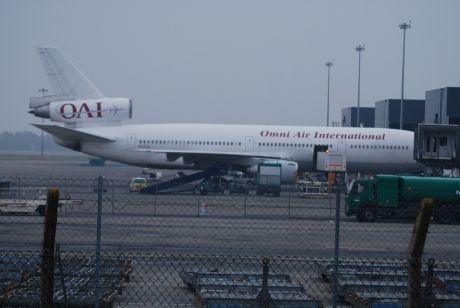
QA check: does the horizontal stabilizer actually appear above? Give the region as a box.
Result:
[32,124,115,143]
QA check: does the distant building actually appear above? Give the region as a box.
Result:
[374,99,425,132]
[425,87,460,125]
[341,107,375,127]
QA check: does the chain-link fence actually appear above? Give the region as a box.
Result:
[1,175,460,307]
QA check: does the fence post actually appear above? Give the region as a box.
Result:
[332,183,341,308]
[244,191,247,217]
[423,258,435,307]
[154,184,158,216]
[64,178,67,216]
[259,258,270,308]
[407,198,433,308]
[329,194,333,221]
[56,244,68,308]
[95,176,103,308]
[288,189,291,218]
[40,188,59,308]
[111,179,114,214]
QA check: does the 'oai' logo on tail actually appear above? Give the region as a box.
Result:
[57,102,124,119]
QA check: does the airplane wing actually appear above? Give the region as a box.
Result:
[32,124,115,143]
[131,148,283,160]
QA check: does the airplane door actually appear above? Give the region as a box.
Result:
[245,136,254,152]
[336,138,347,154]
[127,134,137,149]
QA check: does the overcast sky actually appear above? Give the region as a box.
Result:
[1,0,459,133]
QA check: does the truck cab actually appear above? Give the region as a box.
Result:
[345,179,376,220]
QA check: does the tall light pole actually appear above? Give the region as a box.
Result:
[355,44,365,127]
[326,61,334,127]
[399,22,411,130]
[38,88,48,157]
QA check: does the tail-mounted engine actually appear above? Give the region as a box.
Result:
[247,160,298,184]
[29,97,132,126]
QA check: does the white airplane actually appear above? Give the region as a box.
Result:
[29,47,422,184]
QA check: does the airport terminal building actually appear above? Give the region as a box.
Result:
[374,99,425,131]
[341,107,375,128]
[341,87,460,131]
[425,87,460,125]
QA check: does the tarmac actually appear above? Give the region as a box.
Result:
[2,155,460,307]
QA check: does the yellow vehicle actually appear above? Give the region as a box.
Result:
[129,177,147,192]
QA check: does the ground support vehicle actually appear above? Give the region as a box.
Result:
[0,188,83,216]
[0,198,48,216]
[194,176,226,195]
[228,181,250,195]
[142,168,163,180]
[345,175,460,223]
[129,177,147,192]
[256,163,281,196]
[296,173,329,198]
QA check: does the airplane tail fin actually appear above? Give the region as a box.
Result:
[29,47,132,128]
[35,47,104,100]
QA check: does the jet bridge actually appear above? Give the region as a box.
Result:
[415,124,460,175]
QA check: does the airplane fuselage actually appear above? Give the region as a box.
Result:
[75,123,422,174]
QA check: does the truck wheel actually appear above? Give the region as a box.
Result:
[434,206,453,224]
[362,207,376,222]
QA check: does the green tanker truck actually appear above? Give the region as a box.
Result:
[345,175,460,224]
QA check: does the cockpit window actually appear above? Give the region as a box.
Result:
[351,182,367,194]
